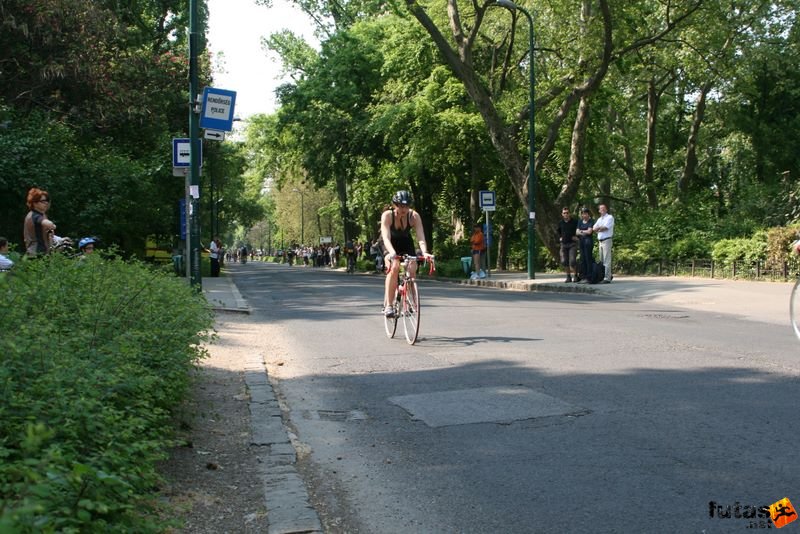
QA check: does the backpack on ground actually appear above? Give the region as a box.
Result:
[589,261,605,284]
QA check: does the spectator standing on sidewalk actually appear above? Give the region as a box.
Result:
[469,223,487,280]
[370,238,384,273]
[558,207,579,282]
[592,203,615,283]
[23,187,56,257]
[576,207,594,283]
[209,237,221,277]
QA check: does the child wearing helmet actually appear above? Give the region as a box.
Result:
[78,237,96,256]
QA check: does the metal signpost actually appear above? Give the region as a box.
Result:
[479,190,496,277]
[173,137,203,279]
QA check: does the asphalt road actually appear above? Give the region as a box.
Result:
[230,261,800,533]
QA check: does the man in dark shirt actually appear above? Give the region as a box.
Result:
[558,207,579,282]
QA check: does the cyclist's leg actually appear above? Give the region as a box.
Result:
[406,258,418,280]
[384,256,400,310]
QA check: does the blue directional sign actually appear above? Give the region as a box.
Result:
[479,190,496,211]
[199,87,237,132]
[172,138,202,167]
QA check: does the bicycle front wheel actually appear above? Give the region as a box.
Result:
[402,280,420,345]
[791,277,800,340]
[384,293,398,339]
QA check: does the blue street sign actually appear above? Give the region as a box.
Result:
[173,138,202,168]
[479,190,496,211]
[199,87,237,132]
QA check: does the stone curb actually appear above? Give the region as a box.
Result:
[451,277,601,293]
[209,276,251,314]
[244,355,322,534]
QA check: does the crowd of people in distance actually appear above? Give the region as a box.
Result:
[7,185,800,284]
[274,241,376,269]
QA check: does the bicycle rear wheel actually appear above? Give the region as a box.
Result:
[791,277,800,340]
[384,292,398,338]
[402,280,420,345]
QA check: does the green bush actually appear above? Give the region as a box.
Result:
[434,258,469,278]
[0,254,213,532]
[632,239,667,260]
[766,225,800,267]
[711,234,767,264]
[669,231,713,259]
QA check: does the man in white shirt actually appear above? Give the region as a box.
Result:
[209,236,221,277]
[0,237,14,271]
[592,204,615,283]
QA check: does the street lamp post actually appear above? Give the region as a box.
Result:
[494,0,536,279]
[292,188,305,245]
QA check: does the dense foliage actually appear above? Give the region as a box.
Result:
[0,0,260,258]
[0,254,213,531]
[246,0,800,269]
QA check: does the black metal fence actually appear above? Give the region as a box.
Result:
[616,258,800,281]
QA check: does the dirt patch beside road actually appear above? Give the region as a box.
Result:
[159,314,271,533]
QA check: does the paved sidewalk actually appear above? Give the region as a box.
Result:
[464,271,793,326]
[202,274,250,313]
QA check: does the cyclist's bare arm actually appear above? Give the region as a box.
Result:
[380,210,396,259]
[410,212,432,258]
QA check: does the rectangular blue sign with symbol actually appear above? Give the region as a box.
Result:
[199,87,237,132]
[172,138,202,168]
[479,190,496,210]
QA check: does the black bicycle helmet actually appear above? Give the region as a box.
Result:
[392,190,413,206]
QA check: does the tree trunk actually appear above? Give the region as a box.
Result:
[539,95,592,258]
[334,172,351,243]
[643,78,660,208]
[411,169,436,251]
[677,81,712,197]
[497,222,509,270]
[612,108,640,200]
[470,150,481,223]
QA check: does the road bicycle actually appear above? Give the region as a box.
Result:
[346,253,356,274]
[383,255,435,345]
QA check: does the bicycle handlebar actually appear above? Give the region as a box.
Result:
[393,254,436,275]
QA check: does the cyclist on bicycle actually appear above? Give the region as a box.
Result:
[381,190,433,317]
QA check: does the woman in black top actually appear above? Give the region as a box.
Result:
[380,190,433,317]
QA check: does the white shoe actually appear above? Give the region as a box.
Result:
[470,272,478,280]
[478,270,487,279]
